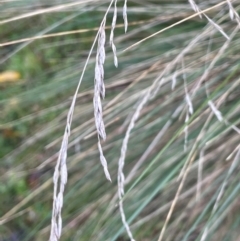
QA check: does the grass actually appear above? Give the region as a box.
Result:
[0,0,240,240]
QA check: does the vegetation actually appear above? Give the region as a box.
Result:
[0,0,240,240]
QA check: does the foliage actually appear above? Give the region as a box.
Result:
[0,1,240,241]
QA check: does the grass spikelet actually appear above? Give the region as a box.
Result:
[98,140,111,182]
[93,20,112,181]
[227,1,235,20]
[197,148,205,200]
[184,112,189,152]
[203,14,230,40]
[227,0,236,20]
[208,100,223,122]
[188,0,202,18]
[94,22,106,135]
[171,72,177,90]
[123,0,128,33]
[185,94,193,115]
[110,0,118,67]
[50,127,69,241]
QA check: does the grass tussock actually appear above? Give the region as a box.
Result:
[0,0,240,241]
